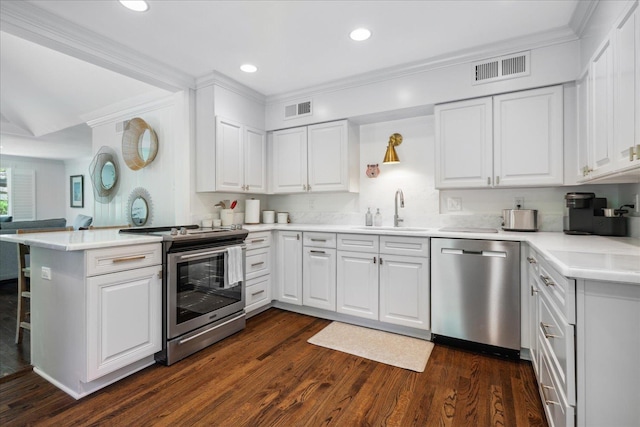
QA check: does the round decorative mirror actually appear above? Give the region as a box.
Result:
[89,146,120,204]
[127,187,153,227]
[122,117,158,170]
[100,161,117,190]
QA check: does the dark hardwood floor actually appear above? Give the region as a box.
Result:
[0,308,547,426]
[0,280,31,378]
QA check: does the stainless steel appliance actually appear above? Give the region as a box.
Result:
[121,225,248,365]
[431,238,521,358]
[563,192,607,235]
[501,209,538,231]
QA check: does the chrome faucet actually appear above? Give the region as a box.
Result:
[394,188,405,227]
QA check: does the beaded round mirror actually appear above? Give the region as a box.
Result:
[127,187,153,226]
[89,146,120,203]
[122,117,158,170]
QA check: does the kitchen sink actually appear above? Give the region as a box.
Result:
[351,226,432,232]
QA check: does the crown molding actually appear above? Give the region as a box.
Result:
[84,93,177,128]
[569,0,600,37]
[195,71,266,105]
[0,0,194,92]
[266,26,579,104]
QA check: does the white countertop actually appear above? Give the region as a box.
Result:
[2,224,638,284]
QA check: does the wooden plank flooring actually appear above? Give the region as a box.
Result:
[0,308,548,426]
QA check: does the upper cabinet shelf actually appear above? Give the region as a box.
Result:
[270,120,360,194]
[435,85,564,189]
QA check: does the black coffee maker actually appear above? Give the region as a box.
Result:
[564,192,630,236]
[563,192,606,235]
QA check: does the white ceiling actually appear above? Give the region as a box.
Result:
[0,0,584,160]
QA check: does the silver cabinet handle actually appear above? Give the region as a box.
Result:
[310,239,327,242]
[540,384,560,406]
[487,177,491,185]
[380,257,383,265]
[250,261,265,267]
[527,257,537,264]
[251,289,265,297]
[373,256,376,264]
[310,250,326,254]
[496,176,500,185]
[540,275,555,287]
[531,286,538,296]
[250,239,265,243]
[296,234,300,240]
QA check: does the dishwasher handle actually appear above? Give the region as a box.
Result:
[441,248,507,258]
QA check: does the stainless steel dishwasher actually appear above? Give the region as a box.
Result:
[431,238,520,358]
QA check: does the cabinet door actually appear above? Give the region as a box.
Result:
[271,127,308,193]
[275,231,302,305]
[379,254,429,330]
[613,3,640,170]
[576,68,592,181]
[493,85,564,186]
[435,97,493,188]
[307,121,348,192]
[590,37,615,176]
[528,263,541,376]
[215,117,244,192]
[336,251,378,320]
[86,265,161,381]
[303,247,336,311]
[244,126,267,193]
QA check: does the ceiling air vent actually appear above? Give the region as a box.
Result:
[284,100,313,120]
[472,51,530,85]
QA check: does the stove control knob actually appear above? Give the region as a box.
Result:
[170,228,178,236]
[179,227,188,235]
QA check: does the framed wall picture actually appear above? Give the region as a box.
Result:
[70,175,84,208]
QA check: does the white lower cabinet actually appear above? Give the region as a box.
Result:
[245,231,272,315]
[275,230,303,305]
[302,232,337,311]
[86,265,161,381]
[336,249,379,319]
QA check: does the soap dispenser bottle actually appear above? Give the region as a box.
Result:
[374,208,382,227]
[365,208,373,226]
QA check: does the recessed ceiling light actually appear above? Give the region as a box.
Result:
[119,1,149,12]
[349,28,372,41]
[240,64,258,73]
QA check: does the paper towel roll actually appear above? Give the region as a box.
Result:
[245,199,260,224]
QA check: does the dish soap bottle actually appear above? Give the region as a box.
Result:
[374,208,382,226]
[365,207,373,226]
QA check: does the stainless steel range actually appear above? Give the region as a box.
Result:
[121,225,249,365]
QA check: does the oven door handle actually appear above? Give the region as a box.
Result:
[178,313,245,345]
[178,249,229,260]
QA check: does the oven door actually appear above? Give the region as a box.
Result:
[167,245,246,339]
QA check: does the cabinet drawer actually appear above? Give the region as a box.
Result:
[539,294,576,405]
[246,248,270,280]
[538,257,576,324]
[538,336,574,427]
[337,233,379,253]
[246,275,271,312]
[245,231,271,250]
[380,235,429,257]
[86,244,162,277]
[303,232,337,248]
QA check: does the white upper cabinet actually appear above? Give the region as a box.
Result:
[576,68,591,180]
[590,38,616,176]
[435,97,493,188]
[271,126,308,193]
[579,1,640,182]
[270,120,359,194]
[215,117,267,193]
[613,2,640,171]
[493,85,564,187]
[435,85,564,189]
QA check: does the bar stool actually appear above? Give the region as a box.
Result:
[15,227,72,344]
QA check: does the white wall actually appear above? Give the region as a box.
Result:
[0,155,66,221]
[89,92,191,227]
[268,115,631,232]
